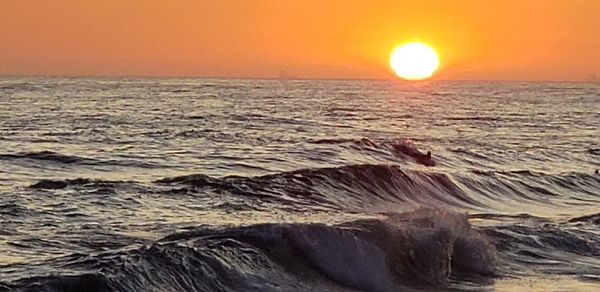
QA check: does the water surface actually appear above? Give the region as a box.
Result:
[1,78,599,291]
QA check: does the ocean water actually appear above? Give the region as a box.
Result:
[0,78,599,291]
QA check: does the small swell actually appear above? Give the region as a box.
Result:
[308,138,359,144]
[587,148,600,155]
[568,212,600,225]
[451,148,487,157]
[29,178,133,190]
[446,116,501,122]
[483,224,600,268]
[155,164,600,215]
[156,164,485,211]
[0,151,89,164]
[0,150,162,168]
[0,203,34,218]
[470,170,542,177]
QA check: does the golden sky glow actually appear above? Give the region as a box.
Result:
[1,0,599,81]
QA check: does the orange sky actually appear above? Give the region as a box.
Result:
[1,0,599,81]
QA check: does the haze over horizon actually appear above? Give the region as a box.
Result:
[1,0,599,81]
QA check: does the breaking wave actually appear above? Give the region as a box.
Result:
[4,209,495,292]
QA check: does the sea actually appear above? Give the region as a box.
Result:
[0,78,599,291]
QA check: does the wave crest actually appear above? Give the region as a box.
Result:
[6,209,495,291]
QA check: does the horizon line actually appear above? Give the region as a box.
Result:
[0,73,598,84]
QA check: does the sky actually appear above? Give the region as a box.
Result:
[1,0,599,81]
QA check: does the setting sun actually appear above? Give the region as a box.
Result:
[390,42,440,80]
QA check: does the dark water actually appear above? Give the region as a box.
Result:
[0,78,599,291]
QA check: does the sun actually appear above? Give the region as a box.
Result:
[390,42,440,80]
